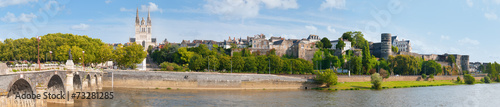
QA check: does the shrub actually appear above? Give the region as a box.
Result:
[379,69,389,79]
[371,73,383,89]
[429,75,434,79]
[421,74,427,80]
[464,74,475,84]
[484,76,491,83]
[456,76,461,83]
[314,69,338,87]
[160,62,183,71]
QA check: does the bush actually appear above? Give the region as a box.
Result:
[160,62,183,71]
[456,76,461,83]
[484,76,491,83]
[379,69,389,79]
[314,69,338,87]
[371,73,383,89]
[464,74,475,84]
[429,75,434,79]
[421,74,427,80]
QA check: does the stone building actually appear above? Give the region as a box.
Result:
[392,36,411,52]
[130,8,156,48]
[369,33,393,59]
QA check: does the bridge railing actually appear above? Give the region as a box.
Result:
[6,64,102,73]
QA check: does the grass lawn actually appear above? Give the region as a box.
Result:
[322,80,481,91]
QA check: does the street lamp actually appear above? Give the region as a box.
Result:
[37,36,41,71]
[83,51,85,71]
[49,51,52,63]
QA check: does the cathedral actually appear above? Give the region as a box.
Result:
[129,8,156,70]
[130,8,156,48]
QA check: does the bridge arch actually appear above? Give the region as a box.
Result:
[7,78,33,97]
[47,74,65,94]
[73,74,82,91]
[86,74,92,90]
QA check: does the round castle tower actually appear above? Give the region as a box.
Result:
[381,33,392,59]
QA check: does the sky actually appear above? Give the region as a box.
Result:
[0,0,499,62]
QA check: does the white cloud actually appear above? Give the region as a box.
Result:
[1,12,37,23]
[320,0,346,10]
[140,2,163,13]
[305,25,317,32]
[466,0,473,7]
[484,12,498,20]
[0,0,37,7]
[120,7,133,12]
[327,26,336,33]
[105,0,112,4]
[440,35,450,40]
[261,0,298,9]
[204,0,298,19]
[71,23,90,31]
[458,37,479,45]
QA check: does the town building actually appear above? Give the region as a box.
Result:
[330,39,351,52]
[391,36,411,52]
[130,8,156,48]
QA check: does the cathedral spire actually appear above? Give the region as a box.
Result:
[136,7,140,25]
[147,8,151,25]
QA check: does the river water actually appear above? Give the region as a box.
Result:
[48,84,500,107]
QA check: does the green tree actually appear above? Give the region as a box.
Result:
[464,74,475,84]
[244,56,257,72]
[189,54,205,71]
[208,55,219,71]
[314,69,338,87]
[371,73,383,89]
[421,60,443,75]
[335,39,346,50]
[177,47,194,64]
[392,46,398,53]
[349,56,362,74]
[320,37,332,49]
[232,56,244,72]
[447,55,456,66]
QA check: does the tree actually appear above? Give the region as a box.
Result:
[421,60,442,75]
[464,74,475,84]
[335,39,346,50]
[447,55,456,66]
[218,55,231,71]
[349,56,362,74]
[177,47,194,64]
[371,73,383,89]
[392,46,398,53]
[362,41,373,74]
[314,69,338,87]
[208,55,219,71]
[244,56,257,72]
[189,54,205,71]
[232,56,244,72]
[484,76,491,83]
[320,37,332,49]
[269,55,283,74]
[315,41,323,49]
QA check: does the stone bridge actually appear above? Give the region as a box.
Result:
[0,70,103,106]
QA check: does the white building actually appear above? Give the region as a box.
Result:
[331,39,351,52]
[391,36,411,52]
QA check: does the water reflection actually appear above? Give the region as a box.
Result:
[48,84,500,107]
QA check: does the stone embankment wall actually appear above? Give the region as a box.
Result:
[102,71,317,89]
[337,75,484,82]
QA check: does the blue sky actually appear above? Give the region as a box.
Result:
[0,0,499,62]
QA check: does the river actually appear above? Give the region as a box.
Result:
[48,84,500,107]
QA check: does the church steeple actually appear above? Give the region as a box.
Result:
[147,8,151,25]
[135,7,140,25]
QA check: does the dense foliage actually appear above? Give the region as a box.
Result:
[314,69,338,87]
[152,43,314,74]
[463,74,475,84]
[421,60,442,75]
[0,33,146,69]
[371,73,383,89]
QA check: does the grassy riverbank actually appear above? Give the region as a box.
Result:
[319,80,485,91]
